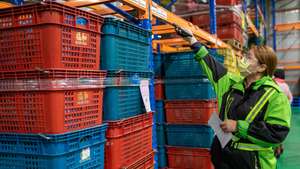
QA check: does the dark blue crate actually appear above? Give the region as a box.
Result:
[101,18,151,72]
[165,78,216,100]
[103,86,144,121]
[156,123,166,146]
[166,124,213,148]
[0,125,107,169]
[164,51,224,78]
[157,146,167,168]
[155,101,165,123]
[292,97,300,107]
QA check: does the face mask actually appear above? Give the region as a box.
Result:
[237,57,252,77]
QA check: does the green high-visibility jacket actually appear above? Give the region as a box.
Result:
[192,43,291,169]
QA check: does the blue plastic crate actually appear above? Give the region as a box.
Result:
[155,101,165,123]
[164,51,224,78]
[165,78,216,100]
[101,18,151,72]
[157,146,167,168]
[154,53,164,77]
[103,87,144,121]
[156,123,166,146]
[0,125,107,169]
[165,124,213,148]
[292,97,300,107]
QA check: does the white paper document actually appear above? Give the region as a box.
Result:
[139,80,152,112]
[208,112,233,148]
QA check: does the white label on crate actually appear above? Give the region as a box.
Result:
[80,147,91,162]
[76,32,88,45]
[151,6,167,20]
[131,0,146,8]
[140,80,152,113]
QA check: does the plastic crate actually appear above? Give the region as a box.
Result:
[165,78,216,100]
[216,0,241,5]
[155,80,165,100]
[164,51,224,78]
[105,113,153,169]
[156,123,166,146]
[103,86,144,121]
[292,97,300,107]
[155,100,165,123]
[0,85,105,134]
[157,146,167,168]
[127,151,154,169]
[191,10,242,27]
[101,18,151,72]
[0,2,103,71]
[0,125,107,169]
[154,53,165,77]
[166,146,213,169]
[165,124,213,148]
[165,100,218,124]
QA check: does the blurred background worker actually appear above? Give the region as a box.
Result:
[273,68,293,159]
[175,26,291,169]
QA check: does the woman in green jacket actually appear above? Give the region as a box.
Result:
[175,26,291,169]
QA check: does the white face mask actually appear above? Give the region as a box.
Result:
[237,57,252,77]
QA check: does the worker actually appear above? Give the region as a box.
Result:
[273,68,293,159]
[175,26,291,169]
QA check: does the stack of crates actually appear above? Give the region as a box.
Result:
[100,18,154,168]
[162,50,222,169]
[0,2,107,169]
[154,52,168,168]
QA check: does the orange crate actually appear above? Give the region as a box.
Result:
[0,70,106,134]
[105,113,153,169]
[165,100,217,124]
[127,151,154,169]
[0,2,103,71]
[167,146,214,169]
[155,80,164,100]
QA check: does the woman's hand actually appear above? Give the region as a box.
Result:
[220,119,237,133]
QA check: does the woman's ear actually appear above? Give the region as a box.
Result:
[258,64,267,73]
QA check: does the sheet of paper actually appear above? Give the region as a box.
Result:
[208,112,233,148]
[139,80,152,112]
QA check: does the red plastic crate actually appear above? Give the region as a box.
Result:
[105,113,153,169]
[0,2,103,71]
[127,151,154,169]
[155,80,165,100]
[216,0,241,5]
[0,70,106,134]
[167,146,214,169]
[165,100,217,124]
[200,24,243,44]
[191,10,242,27]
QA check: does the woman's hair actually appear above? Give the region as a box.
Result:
[251,45,277,76]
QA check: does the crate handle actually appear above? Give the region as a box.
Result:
[76,17,88,27]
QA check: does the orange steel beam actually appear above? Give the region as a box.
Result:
[246,14,259,37]
[277,45,300,52]
[0,2,13,9]
[153,43,191,53]
[278,60,300,64]
[89,5,134,15]
[275,22,300,32]
[153,38,189,45]
[284,65,300,70]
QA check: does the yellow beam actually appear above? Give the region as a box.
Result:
[246,14,259,37]
[275,22,300,32]
[0,2,13,9]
